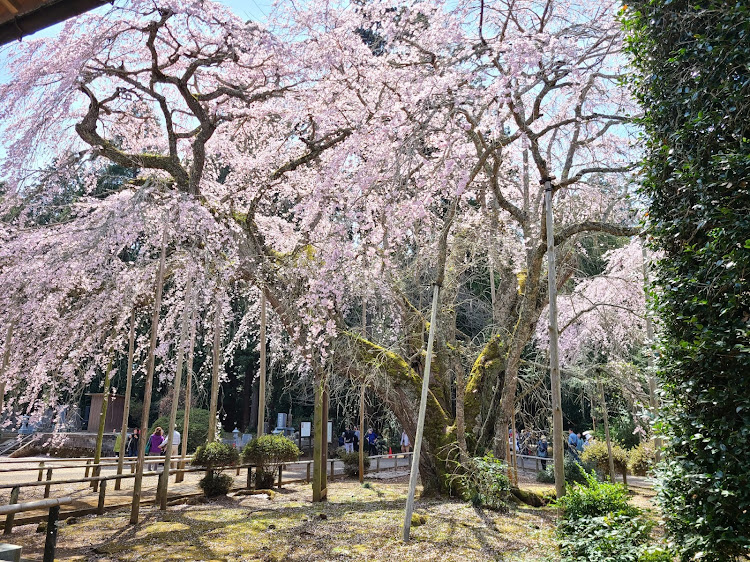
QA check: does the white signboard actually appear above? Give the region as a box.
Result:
[327,421,333,443]
[300,421,311,438]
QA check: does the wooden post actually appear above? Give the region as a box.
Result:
[257,291,267,437]
[44,468,53,498]
[130,223,168,525]
[93,354,114,492]
[3,486,19,534]
[312,374,328,502]
[599,380,616,483]
[97,479,107,514]
[177,306,198,484]
[277,465,283,488]
[0,322,14,416]
[544,177,566,500]
[306,463,311,483]
[207,300,222,443]
[42,505,60,562]
[158,274,193,510]
[116,307,137,491]
[247,466,253,489]
[510,415,519,485]
[37,462,45,482]
[359,384,365,484]
[403,284,440,541]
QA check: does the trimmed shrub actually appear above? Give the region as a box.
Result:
[150,408,210,453]
[242,434,301,489]
[628,442,655,477]
[193,441,239,469]
[459,453,511,511]
[555,472,636,521]
[581,440,628,479]
[192,441,239,497]
[198,472,234,497]
[339,451,370,477]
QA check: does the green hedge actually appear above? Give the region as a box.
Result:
[624,1,750,559]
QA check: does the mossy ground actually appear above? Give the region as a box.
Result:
[9,478,561,561]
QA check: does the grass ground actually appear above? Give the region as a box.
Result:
[8,476,561,562]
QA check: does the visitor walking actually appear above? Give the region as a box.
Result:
[146,427,165,471]
[537,435,548,470]
[400,430,411,453]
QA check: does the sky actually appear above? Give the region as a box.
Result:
[0,0,274,160]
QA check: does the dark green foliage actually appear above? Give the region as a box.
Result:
[555,472,636,521]
[192,441,239,469]
[536,456,588,485]
[459,453,511,511]
[242,434,301,489]
[624,1,750,559]
[198,472,234,497]
[150,409,210,453]
[555,474,669,561]
[339,451,370,477]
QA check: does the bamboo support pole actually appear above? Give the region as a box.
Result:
[359,384,366,483]
[0,322,13,416]
[599,380,617,483]
[207,300,222,443]
[544,178,566,500]
[92,354,114,492]
[116,307,137,491]
[130,223,168,525]
[158,274,193,509]
[177,306,197,483]
[641,246,662,462]
[257,291,267,437]
[403,284,440,541]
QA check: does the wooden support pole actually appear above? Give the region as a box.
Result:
[37,462,45,482]
[599,380,616,483]
[403,284,440,542]
[42,505,60,562]
[158,274,193,509]
[359,384,366,483]
[43,468,52,498]
[257,291,267,437]
[116,307,137,491]
[130,223,168,525]
[0,322,13,417]
[312,375,327,502]
[93,354,114,492]
[207,300,222,443]
[177,306,197,483]
[544,178,565,500]
[3,486,19,534]
[97,479,107,514]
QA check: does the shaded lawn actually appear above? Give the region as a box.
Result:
[8,480,560,561]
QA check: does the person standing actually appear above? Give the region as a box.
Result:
[567,428,580,460]
[344,428,355,454]
[400,430,411,453]
[160,428,180,456]
[537,435,549,471]
[146,427,165,471]
[366,428,378,456]
[127,428,140,457]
